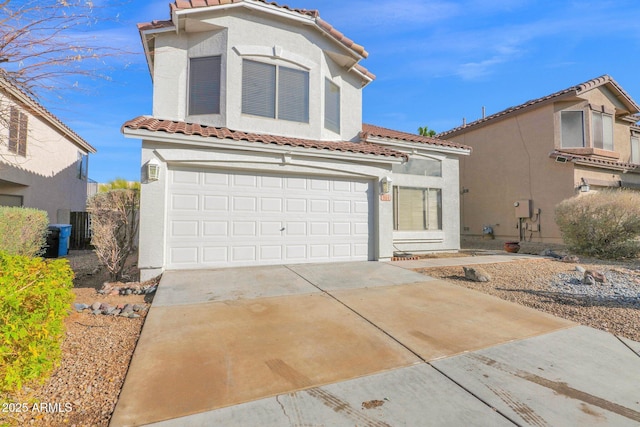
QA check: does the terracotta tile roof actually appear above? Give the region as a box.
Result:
[550,150,639,172]
[439,75,640,138]
[361,123,471,151]
[123,116,407,160]
[139,0,368,59]
[0,71,96,154]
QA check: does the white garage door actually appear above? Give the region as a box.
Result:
[166,167,373,269]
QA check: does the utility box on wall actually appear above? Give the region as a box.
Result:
[514,199,532,218]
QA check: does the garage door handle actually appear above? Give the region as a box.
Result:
[280,227,286,231]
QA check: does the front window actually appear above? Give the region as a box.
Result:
[393,187,442,231]
[560,111,584,148]
[592,111,613,151]
[8,107,27,156]
[632,136,639,164]
[324,79,340,133]
[242,59,309,123]
[189,56,222,115]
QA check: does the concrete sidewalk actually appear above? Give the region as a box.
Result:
[111,257,640,426]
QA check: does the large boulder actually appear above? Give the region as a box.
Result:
[463,266,491,282]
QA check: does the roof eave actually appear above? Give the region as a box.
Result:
[364,135,471,156]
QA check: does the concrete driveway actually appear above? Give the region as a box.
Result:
[111,257,640,426]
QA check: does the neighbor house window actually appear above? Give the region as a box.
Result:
[392,157,442,177]
[325,79,340,133]
[8,106,27,156]
[242,59,309,123]
[560,111,584,148]
[592,111,614,151]
[632,136,640,164]
[0,194,23,207]
[189,56,221,115]
[77,152,88,180]
[393,187,442,231]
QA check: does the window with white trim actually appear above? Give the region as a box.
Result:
[392,157,442,177]
[631,136,639,164]
[241,59,309,123]
[393,187,442,231]
[560,111,584,148]
[324,79,340,133]
[189,56,221,115]
[592,111,614,151]
[9,106,27,156]
[77,152,88,180]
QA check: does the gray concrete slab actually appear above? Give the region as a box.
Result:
[618,336,640,357]
[287,261,434,291]
[390,254,540,270]
[432,326,640,426]
[153,266,319,306]
[147,364,513,427]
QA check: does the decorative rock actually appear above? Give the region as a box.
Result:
[145,286,157,294]
[128,313,140,319]
[463,266,491,282]
[561,255,580,263]
[91,309,101,315]
[542,249,563,259]
[74,303,89,312]
[133,304,145,312]
[575,266,586,274]
[583,274,596,286]
[585,270,607,284]
[112,309,121,316]
[91,302,102,311]
[122,304,134,314]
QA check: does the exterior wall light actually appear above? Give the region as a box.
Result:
[381,176,392,194]
[145,159,160,182]
[578,178,590,192]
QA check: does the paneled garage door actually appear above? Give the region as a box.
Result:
[166,167,373,269]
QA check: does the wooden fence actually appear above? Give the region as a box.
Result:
[70,211,92,249]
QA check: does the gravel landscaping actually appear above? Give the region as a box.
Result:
[417,256,640,342]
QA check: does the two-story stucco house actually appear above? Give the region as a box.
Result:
[123,0,470,280]
[439,75,640,244]
[0,72,97,223]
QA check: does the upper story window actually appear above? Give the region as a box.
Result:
[560,111,584,148]
[631,136,639,164]
[591,111,613,151]
[241,59,309,123]
[324,79,340,133]
[8,106,27,156]
[189,56,222,115]
[77,152,88,180]
[392,157,442,177]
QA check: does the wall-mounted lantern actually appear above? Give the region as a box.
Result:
[381,176,392,194]
[578,177,590,193]
[145,159,160,182]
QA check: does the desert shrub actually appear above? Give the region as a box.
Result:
[0,252,74,393]
[555,189,640,259]
[0,207,48,257]
[87,188,139,281]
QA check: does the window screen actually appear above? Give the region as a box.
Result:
[560,111,584,148]
[189,56,221,115]
[632,136,640,164]
[325,79,340,133]
[242,60,276,118]
[393,187,442,231]
[278,67,309,123]
[8,107,27,156]
[592,111,613,151]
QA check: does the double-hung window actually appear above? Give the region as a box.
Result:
[189,56,222,115]
[324,79,340,133]
[592,111,614,151]
[560,111,585,148]
[631,136,640,164]
[242,59,309,123]
[393,187,442,231]
[8,106,27,156]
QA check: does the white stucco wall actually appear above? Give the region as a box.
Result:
[150,8,365,142]
[0,94,91,222]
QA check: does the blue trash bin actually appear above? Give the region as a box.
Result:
[49,224,72,256]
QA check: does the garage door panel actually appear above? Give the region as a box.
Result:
[167,168,373,269]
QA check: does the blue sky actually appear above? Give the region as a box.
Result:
[43,0,640,183]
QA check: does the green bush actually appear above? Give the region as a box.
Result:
[555,189,640,259]
[0,252,74,394]
[0,207,48,257]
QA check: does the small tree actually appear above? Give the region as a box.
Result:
[418,126,437,137]
[87,186,139,281]
[555,189,640,259]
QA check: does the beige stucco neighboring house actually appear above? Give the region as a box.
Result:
[123,0,470,280]
[0,72,97,223]
[439,75,640,244]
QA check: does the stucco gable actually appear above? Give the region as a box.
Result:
[440,75,640,138]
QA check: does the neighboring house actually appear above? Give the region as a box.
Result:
[123,0,470,280]
[439,75,640,244]
[0,73,97,223]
